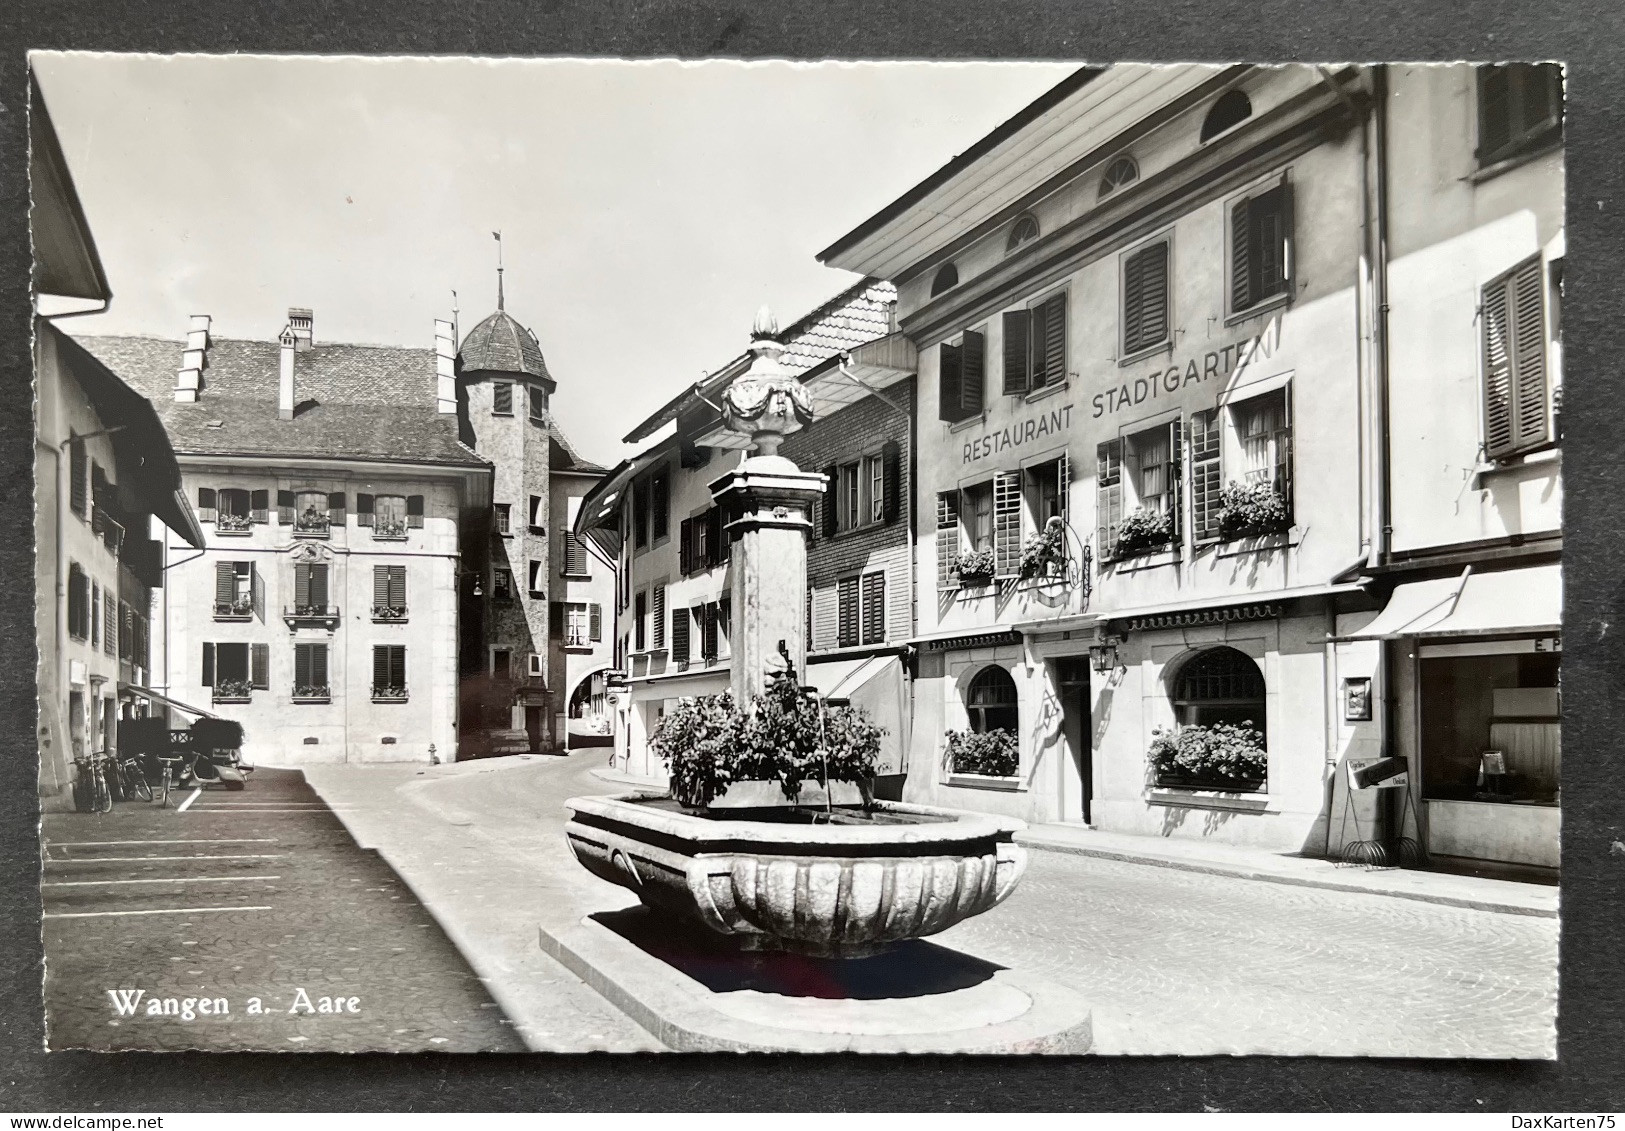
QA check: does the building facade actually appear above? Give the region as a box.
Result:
[31,75,204,810]
[576,280,916,789]
[80,312,492,764]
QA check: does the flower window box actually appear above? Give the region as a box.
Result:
[949,548,997,587]
[213,599,254,621]
[214,512,254,535]
[372,516,408,540]
[292,684,332,704]
[1216,480,1291,542]
[1110,506,1176,561]
[945,728,1019,778]
[372,685,409,703]
[1148,723,1268,794]
[212,678,253,704]
[371,605,408,622]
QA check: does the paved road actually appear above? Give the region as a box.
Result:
[41,768,525,1052]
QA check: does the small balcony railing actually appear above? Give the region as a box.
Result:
[292,684,332,703]
[283,604,341,630]
[213,598,254,621]
[292,512,332,537]
[371,604,408,623]
[372,685,408,703]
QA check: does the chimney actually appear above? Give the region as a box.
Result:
[287,307,314,351]
[278,325,297,421]
[434,318,457,415]
[175,314,210,403]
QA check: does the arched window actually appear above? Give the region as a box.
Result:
[930,262,959,297]
[1201,90,1253,142]
[1098,155,1139,197]
[966,665,1018,734]
[1006,215,1039,253]
[1171,647,1266,740]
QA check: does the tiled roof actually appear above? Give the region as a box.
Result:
[74,334,489,468]
[458,309,551,380]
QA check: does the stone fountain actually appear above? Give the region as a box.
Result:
[553,310,1088,1051]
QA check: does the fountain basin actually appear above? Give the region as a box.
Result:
[564,792,1028,958]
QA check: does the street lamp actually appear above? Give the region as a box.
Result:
[1090,633,1126,674]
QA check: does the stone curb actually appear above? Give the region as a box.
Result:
[1016,831,1558,919]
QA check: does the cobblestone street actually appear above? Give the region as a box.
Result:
[41,769,524,1052]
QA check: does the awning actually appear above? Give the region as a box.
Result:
[1347,564,1561,640]
[118,683,219,719]
[805,654,909,777]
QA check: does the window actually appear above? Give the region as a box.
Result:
[284,490,333,535]
[562,602,597,648]
[373,565,406,619]
[1200,89,1252,142]
[492,382,514,415]
[966,666,1018,734]
[374,645,408,699]
[651,466,670,542]
[561,532,590,575]
[1236,389,1292,500]
[495,503,512,535]
[1482,255,1553,460]
[118,603,133,663]
[492,567,514,602]
[930,263,959,297]
[367,494,415,539]
[1122,240,1170,356]
[1171,647,1266,735]
[680,507,726,573]
[202,642,267,698]
[634,590,647,652]
[1096,440,1123,559]
[293,643,331,699]
[1002,293,1067,396]
[214,561,255,619]
[1129,424,1179,525]
[1006,214,1039,254]
[632,477,649,550]
[1477,63,1563,168]
[491,648,510,679]
[528,559,544,597]
[1190,410,1222,541]
[964,481,994,554]
[1025,456,1068,528]
[530,651,545,677]
[1230,180,1292,313]
[1098,154,1138,196]
[530,389,547,424]
[293,562,331,613]
[67,562,89,639]
[528,494,544,532]
[68,437,88,518]
[823,444,900,536]
[215,487,256,533]
[938,329,985,424]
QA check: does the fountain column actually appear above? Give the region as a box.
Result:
[711,308,825,707]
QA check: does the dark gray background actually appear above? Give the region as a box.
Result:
[1,0,1619,1111]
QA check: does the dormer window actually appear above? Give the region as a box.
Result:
[1005,215,1039,254]
[1201,89,1253,142]
[930,263,959,297]
[1099,155,1139,197]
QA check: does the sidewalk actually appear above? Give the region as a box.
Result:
[1017,822,1558,918]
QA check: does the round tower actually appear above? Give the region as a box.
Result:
[457,273,559,753]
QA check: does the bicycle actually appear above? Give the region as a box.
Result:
[114,750,154,803]
[72,752,113,815]
[152,749,185,808]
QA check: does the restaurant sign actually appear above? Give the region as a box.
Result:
[961,404,1076,466]
[1091,331,1278,420]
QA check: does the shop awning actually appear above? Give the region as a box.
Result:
[805,654,909,777]
[1347,564,1561,640]
[118,683,219,719]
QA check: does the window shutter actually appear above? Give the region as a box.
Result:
[820,466,839,538]
[69,442,88,516]
[1191,411,1222,540]
[881,439,902,525]
[356,493,375,527]
[937,491,961,590]
[389,565,406,608]
[1042,293,1067,388]
[373,646,388,690]
[837,577,860,648]
[590,602,602,642]
[670,604,687,662]
[652,470,670,541]
[197,487,216,523]
[250,643,269,690]
[294,563,311,607]
[961,330,986,418]
[1098,441,1123,559]
[1167,418,1184,541]
[938,342,963,423]
[1482,274,1516,459]
[373,565,390,610]
[706,506,724,565]
[634,591,647,651]
[1510,258,1550,451]
[529,559,543,595]
[550,600,565,636]
[1002,309,1032,395]
[328,492,347,524]
[1231,196,1253,312]
[1057,452,1071,525]
[202,642,215,687]
[406,495,425,528]
[277,490,296,524]
[653,585,666,649]
[310,563,329,608]
[703,602,719,659]
[250,489,269,523]
[862,571,886,645]
[313,644,329,689]
[994,470,1022,577]
[1124,241,1169,355]
[295,643,312,688]
[215,562,235,607]
[390,647,406,688]
[679,517,693,575]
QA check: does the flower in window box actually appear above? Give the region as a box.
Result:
[294,507,331,533]
[945,728,1019,777]
[215,596,253,617]
[293,683,331,699]
[950,548,997,585]
[215,512,253,532]
[294,603,329,618]
[1148,723,1267,791]
[373,516,408,538]
[1019,517,1068,580]
[372,684,408,700]
[1112,506,1175,559]
[372,605,407,620]
[213,678,253,700]
[1216,479,1291,541]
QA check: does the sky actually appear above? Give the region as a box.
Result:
[34,54,1078,465]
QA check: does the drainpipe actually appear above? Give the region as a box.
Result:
[1372,65,1393,568]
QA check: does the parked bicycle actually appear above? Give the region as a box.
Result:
[72,751,113,814]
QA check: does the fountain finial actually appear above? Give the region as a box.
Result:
[752,305,779,341]
[719,304,812,460]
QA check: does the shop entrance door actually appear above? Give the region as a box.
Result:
[525,705,544,752]
[1054,657,1093,824]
